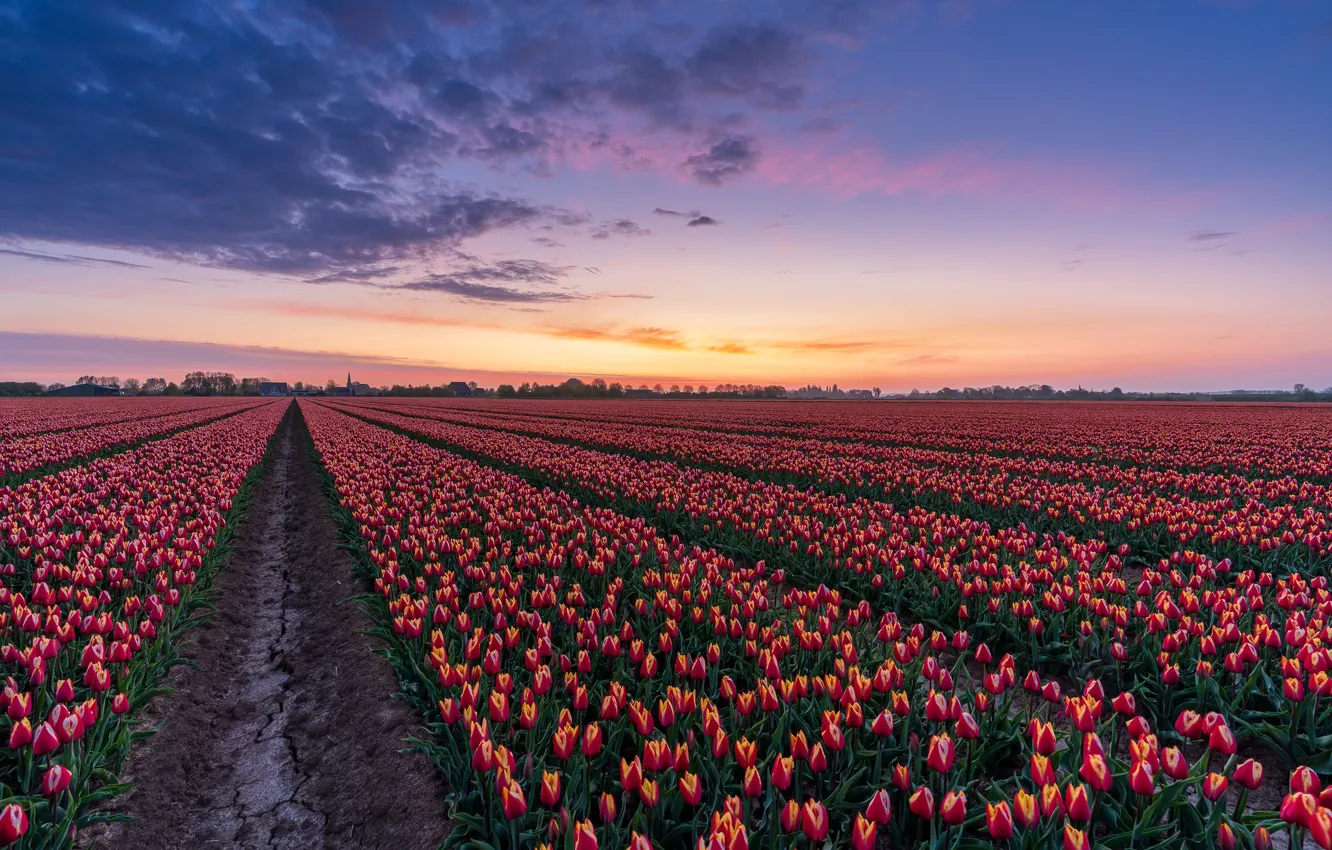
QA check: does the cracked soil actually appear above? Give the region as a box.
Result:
[84,405,450,849]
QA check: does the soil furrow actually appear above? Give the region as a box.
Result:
[84,406,449,850]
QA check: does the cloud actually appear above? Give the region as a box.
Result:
[590,219,651,239]
[707,342,753,354]
[0,248,150,269]
[687,216,721,227]
[1186,230,1236,242]
[544,326,689,350]
[397,258,589,302]
[769,339,880,352]
[0,0,824,280]
[685,136,760,185]
[653,207,702,217]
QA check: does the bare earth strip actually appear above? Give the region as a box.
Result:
[85,407,450,850]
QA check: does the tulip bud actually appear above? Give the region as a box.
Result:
[1064,824,1090,850]
[986,801,1013,840]
[500,779,527,819]
[909,786,935,819]
[41,764,72,797]
[1233,758,1262,790]
[598,793,617,824]
[941,789,966,825]
[1013,789,1039,828]
[573,820,597,850]
[779,800,800,833]
[0,804,27,843]
[800,801,829,841]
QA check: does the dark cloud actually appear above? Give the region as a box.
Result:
[687,23,804,109]
[1186,230,1236,241]
[0,0,841,283]
[687,216,721,227]
[653,207,701,217]
[590,219,651,239]
[400,278,588,303]
[0,248,150,269]
[685,136,759,185]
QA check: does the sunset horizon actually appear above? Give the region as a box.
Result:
[3,0,1329,393]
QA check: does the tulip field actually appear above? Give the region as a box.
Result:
[3,396,1332,850]
[304,397,1331,850]
[0,399,285,847]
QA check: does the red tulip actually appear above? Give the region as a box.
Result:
[620,757,643,793]
[1014,789,1039,828]
[779,801,800,833]
[7,719,31,749]
[801,801,829,841]
[909,786,935,819]
[679,772,702,807]
[1312,808,1332,850]
[1065,783,1091,822]
[986,801,1014,839]
[1292,766,1321,794]
[1217,822,1237,850]
[1129,761,1156,796]
[1208,723,1237,755]
[583,723,603,757]
[941,789,966,825]
[541,771,562,807]
[1202,773,1229,801]
[925,733,955,773]
[573,820,598,850]
[770,756,793,791]
[1080,754,1113,793]
[1040,783,1064,819]
[1233,758,1263,790]
[639,778,660,808]
[865,789,892,824]
[0,804,26,844]
[598,793,617,824]
[1030,719,1057,755]
[31,720,60,756]
[1174,709,1203,739]
[1110,692,1136,716]
[41,764,72,797]
[851,814,876,850]
[1161,747,1188,780]
[501,779,527,819]
[742,766,762,798]
[1064,824,1090,850]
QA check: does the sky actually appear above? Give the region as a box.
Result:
[1,0,1329,392]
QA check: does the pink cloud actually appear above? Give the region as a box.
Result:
[754,141,1203,214]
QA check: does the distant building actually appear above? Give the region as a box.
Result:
[623,388,655,399]
[47,383,120,397]
[448,381,473,397]
[328,372,353,397]
[260,381,288,397]
[350,381,376,396]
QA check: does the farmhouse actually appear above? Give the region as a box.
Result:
[259,381,289,396]
[447,381,473,397]
[47,383,121,397]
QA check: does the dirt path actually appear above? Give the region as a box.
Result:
[85,405,450,850]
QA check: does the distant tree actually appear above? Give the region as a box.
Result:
[163,382,182,396]
[239,377,263,396]
[142,377,167,395]
[46,382,65,391]
[497,384,517,398]
[325,378,337,393]
[122,377,142,395]
[872,387,881,398]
